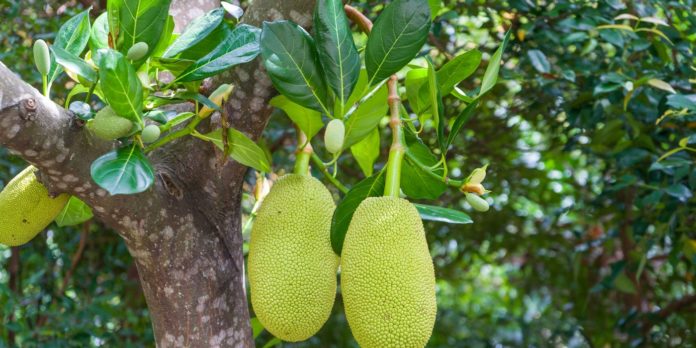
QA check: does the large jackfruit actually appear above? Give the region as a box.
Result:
[341,197,436,348]
[248,174,339,342]
[0,166,69,246]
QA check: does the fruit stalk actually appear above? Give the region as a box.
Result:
[294,129,313,176]
[384,76,405,198]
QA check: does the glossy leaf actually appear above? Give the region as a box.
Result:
[270,95,324,140]
[405,68,429,114]
[55,197,94,227]
[51,46,97,83]
[48,9,91,87]
[331,170,386,254]
[427,59,446,152]
[343,83,389,148]
[162,8,225,58]
[151,15,175,58]
[527,49,550,73]
[402,129,447,199]
[414,204,472,224]
[436,49,482,95]
[313,0,361,103]
[480,31,510,96]
[177,24,261,82]
[96,49,143,122]
[351,129,380,176]
[446,99,479,149]
[90,145,155,195]
[260,21,330,115]
[119,0,172,63]
[365,0,431,85]
[90,13,109,51]
[197,129,271,173]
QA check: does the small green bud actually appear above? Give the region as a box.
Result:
[324,119,345,154]
[141,124,161,143]
[33,39,51,76]
[126,42,149,61]
[466,193,489,212]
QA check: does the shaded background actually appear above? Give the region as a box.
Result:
[1,0,694,347]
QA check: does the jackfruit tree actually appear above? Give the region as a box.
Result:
[0,0,507,346]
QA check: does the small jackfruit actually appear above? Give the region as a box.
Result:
[0,166,69,246]
[341,197,436,348]
[248,174,339,342]
[87,106,134,141]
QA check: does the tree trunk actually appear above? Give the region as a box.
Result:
[0,0,314,346]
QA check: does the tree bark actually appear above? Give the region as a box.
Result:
[0,0,314,346]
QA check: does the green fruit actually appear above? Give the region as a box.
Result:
[341,197,436,348]
[33,39,51,76]
[141,124,161,143]
[466,193,489,212]
[0,166,69,246]
[126,42,149,61]
[249,174,338,342]
[324,119,345,154]
[87,106,134,141]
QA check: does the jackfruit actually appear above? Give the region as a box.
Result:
[248,174,339,342]
[87,106,134,141]
[0,166,69,246]
[341,197,436,348]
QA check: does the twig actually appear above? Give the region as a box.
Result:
[344,5,373,33]
[59,221,90,294]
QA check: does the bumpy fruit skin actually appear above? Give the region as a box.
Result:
[141,124,161,143]
[249,174,339,342]
[324,119,345,154]
[87,106,134,141]
[341,197,436,348]
[33,39,51,76]
[0,166,69,246]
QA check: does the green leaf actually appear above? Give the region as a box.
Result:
[405,68,429,114]
[343,83,389,148]
[51,46,97,83]
[197,129,271,173]
[427,59,446,153]
[150,57,194,76]
[176,24,261,82]
[445,99,479,149]
[313,0,361,103]
[666,94,696,110]
[48,9,92,88]
[119,0,172,63]
[479,31,510,96]
[107,0,123,40]
[527,49,550,74]
[55,197,94,227]
[436,49,482,95]
[414,204,473,224]
[260,21,330,115]
[270,95,324,140]
[365,0,431,85]
[96,49,144,122]
[90,144,155,195]
[90,13,110,51]
[664,184,692,202]
[402,129,447,199]
[146,91,218,111]
[331,170,386,255]
[162,8,225,58]
[351,129,380,176]
[151,15,175,58]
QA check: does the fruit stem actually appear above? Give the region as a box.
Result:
[42,75,48,97]
[144,116,202,153]
[384,76,405,198]
[311,153,349,194]
[293,130,313,176]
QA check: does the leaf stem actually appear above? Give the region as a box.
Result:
[84,76,99,103]
[144,116,202,153]
[384,76,405,198]
[311,153,349,194]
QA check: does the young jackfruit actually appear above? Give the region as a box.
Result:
[0,166,69,246]
[341,197,436,348]
[87,106,134,141]
[248,174,339,342]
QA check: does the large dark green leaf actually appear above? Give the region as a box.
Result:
[402,129,447,199]
[196,129,271,173]
[479,31,510,96]
[313,0,361,104]
[90,145,155,195]
[365,0,431,85]
[260,21,330,115]
[96,49,143,122]
[330,170,386,255]
[176,24,261,82]
[118,0,172,63]
[55,197,94,227]
[51,46,97,83]
[162,8,225,58]
[414,204,473,224]
[47,9,91,88]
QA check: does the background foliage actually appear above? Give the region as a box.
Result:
[1,0,694,347]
